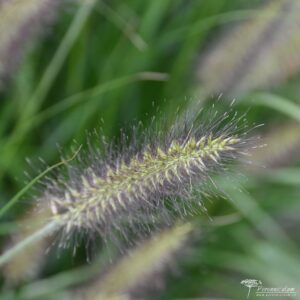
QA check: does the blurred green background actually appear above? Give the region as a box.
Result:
[0,0,300,299]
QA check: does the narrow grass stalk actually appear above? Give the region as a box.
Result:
[25,72,169,130]
[0,220,60,267]
[3,205,53,285]
[22,0,97,120]
[250,92,300,122]
[0,146,81,219]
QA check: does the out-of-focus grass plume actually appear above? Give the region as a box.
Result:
[198,0,300,97]
[251,122,300,169]
[0,0,60,84]
[72,223,193,300]
[2,204,52,285]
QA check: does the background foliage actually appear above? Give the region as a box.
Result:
[0,0,299,299]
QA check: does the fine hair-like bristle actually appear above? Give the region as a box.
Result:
[44,106,253,247]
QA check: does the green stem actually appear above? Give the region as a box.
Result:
[22,0,97,120]
[0,221,60,267]
[0,146,81,219]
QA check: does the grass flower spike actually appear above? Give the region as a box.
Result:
[47,107,250,244]
[71,223,194,300]
[50,134,240,232]
[198,0,300,97]
[0,0,60,82]
[0,106,254,266]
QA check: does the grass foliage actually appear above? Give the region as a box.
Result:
[1,1,300,299]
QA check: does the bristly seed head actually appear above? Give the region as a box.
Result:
[44,107,254,245]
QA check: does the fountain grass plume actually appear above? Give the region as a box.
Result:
[2,203,52,285]
[0,0,61,82]
[0,104,256,266]
[71,223,194,300]
[48,104,253,246]
[198,0,300,97]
